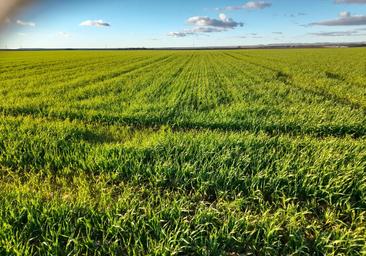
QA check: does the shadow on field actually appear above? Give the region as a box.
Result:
[1,106,365,139]
[224,52,366,112]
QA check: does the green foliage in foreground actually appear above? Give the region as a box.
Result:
[0,49,366,255]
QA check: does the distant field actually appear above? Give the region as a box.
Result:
[0,49,365,255]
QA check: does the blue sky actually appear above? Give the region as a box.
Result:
[2,0,366,48]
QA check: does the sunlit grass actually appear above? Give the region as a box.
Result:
[0,49,365,255]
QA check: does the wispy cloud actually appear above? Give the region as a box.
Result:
[310,12,366,26]
[285,12,307,18]
[335,0,366,4]
[80,20,110,27]
[168,26,226,37]
[168,14,243,37]
[16,19,35,27]
[309,30,359,36]
[220,1,272,11]
[309,25,366,36]
[58,32,71,38]
[167,31,189,37]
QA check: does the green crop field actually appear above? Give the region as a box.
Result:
[0,49,365,255]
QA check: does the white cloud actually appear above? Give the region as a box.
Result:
[169,14,243,37]
[339,11,351,17]
[187,14,243,29]
[80,20,110,27]
[16,19,35,27]
[310,12,366,26]
[335,0,366,3]
[221,1,272,11]
[243,1,272,9]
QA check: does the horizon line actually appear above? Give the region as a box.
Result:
[1,41,366,51]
